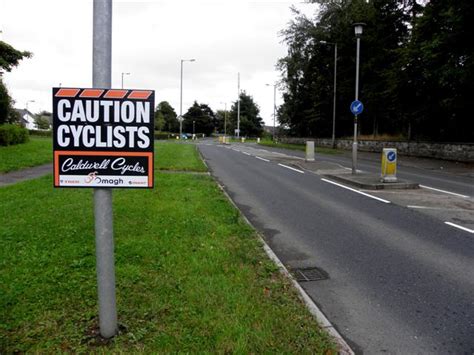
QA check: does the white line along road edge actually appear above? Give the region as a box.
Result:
[420,185,470,199]
[445,222,474,234]
[256,156,270,162]
[321,178,391,204]
[278,163,305,174]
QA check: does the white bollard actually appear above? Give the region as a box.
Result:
[306,141,315,162]
[257,137,260,143]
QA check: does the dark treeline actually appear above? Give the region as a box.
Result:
[278,0,474,142]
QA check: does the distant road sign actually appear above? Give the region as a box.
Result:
[350,100,364,115]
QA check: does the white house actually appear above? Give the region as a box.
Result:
[15,108,36,130]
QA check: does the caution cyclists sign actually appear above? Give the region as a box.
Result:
[52,87,155,188]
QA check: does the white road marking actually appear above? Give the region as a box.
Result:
[242,152,251,156]
[407,205,471,212]
[420,185,469,198]
[444,222,474,234]
[255,156,270,162]
[278,163,304,174]
[321,178,391,204]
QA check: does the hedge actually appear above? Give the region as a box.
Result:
[0,124,30,146]
[28,129,52,137]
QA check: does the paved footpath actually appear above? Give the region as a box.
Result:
[0,163,52,187]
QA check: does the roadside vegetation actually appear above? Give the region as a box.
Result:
[258,139,342,155]
[0,136,52,173]
[0,142,335,353]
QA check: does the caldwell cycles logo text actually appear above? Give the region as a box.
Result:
[52,87,154,188]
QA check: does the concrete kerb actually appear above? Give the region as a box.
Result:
[197,148,354,354]
[323,173,419,190]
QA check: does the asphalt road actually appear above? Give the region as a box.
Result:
[198,141,474,354]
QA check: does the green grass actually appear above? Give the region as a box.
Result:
[154,141,207,172]
[259,140,343,155]
[0,143,334,353]
[0,137,53,173]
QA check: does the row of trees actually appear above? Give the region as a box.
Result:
[0,41,31,125]
[278,0,474,142]
[154,91,265,137]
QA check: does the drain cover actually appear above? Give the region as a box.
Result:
[292,267,328,282]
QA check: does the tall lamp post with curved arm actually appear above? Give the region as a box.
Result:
[179,58,196,138]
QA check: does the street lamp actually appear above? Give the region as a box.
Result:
[320,40,338,149]
[25,100,35,113]
[179,58,196,138]
[265,83,277,141]
[192,120,195,137]
[121,72,130,89]
[352,22,365,174]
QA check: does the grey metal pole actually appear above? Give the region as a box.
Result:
[332,44,337,149]
[224,102,227,137]
[179,59,183,138]
[93,0,117,338]
[273,84,276,142]
[352,37,360,175]
[237,72,240,138]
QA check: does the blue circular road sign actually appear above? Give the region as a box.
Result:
[350,100,364,115]
[387,151,396,162]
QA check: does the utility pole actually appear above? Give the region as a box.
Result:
[237,73,240,138]
[179,59,195,138]
[93,0,117,338]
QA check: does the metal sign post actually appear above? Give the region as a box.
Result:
[93,0,116,338]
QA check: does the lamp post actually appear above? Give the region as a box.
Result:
[192,120,195,136]
[121,72,130,89]
[320,41,338,149]
[352,22,365,175]
[180,58,196,138]
[25,100,35,113]
[265,83,277,141]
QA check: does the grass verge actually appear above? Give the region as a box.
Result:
[0,143,335,353]
[0,137,52,173]
[259,140,343,155]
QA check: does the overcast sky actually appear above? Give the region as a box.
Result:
[1,0,317,126]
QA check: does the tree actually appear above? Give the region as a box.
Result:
[403,0,474,141]
[155,101,178,132]
[34,110,52,130]
[278,1,409,138]
[0,41,32,124]
[183,102,216,136]
[228,91,264,137]
[0,41,32,73]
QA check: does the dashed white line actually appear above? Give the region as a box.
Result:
[278,163,304,174]
[444,222,474,234]
[256,156,270,162]
[242,152,251,156]
[420,185,469,198]
[321,178,391,204]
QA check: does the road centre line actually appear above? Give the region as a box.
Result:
[420,185,469,198]
[321,178,391,204]
[256,156,270,162]
[278,163,305,174]
[444,222,474,234]
[242,152,251,156]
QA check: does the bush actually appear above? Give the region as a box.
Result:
[28,129,52,137]
[154,131,171,140]
[0,124,29,146]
